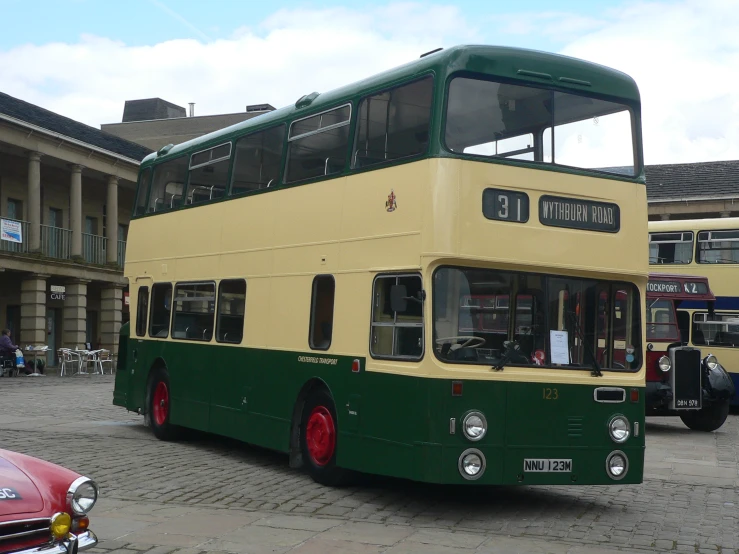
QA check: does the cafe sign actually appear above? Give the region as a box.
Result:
[49,285,66,301]
[539,195,620,233]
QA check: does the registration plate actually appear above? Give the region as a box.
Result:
[523,458,572,472]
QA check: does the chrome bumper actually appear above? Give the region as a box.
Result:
[13,531,97,554]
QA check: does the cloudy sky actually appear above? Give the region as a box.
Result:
[1,0,737,165]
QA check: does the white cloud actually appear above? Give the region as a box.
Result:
[560,0,739,164]
[0,0,737,165]
[0,3,473,129]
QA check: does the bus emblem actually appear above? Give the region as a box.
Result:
[386,190,397,212]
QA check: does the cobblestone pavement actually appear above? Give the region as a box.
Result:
[1,375,737,553]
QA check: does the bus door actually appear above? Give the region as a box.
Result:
[128,277,153,412]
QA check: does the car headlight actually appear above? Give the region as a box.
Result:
[658,355,671,372]
[608,415,630,443]
[67,477,98,515]
[462,411,487,441]
[704,354,718,370]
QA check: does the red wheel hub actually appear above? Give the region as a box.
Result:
[306,406,336,466]
[153,381,169,426]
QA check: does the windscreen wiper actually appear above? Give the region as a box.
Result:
[565,311,602,377]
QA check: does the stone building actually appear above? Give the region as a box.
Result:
[0,91,151,366]
[101,98,275,151]
[646,160,739,221]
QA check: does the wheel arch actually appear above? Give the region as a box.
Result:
[143,357,169,421]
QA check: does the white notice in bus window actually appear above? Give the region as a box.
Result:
[550,330,570,365]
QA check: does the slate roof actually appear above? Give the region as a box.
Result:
[0,91,152,162]
[645,160,739,202]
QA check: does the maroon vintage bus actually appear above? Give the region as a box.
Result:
[646,274,734,431]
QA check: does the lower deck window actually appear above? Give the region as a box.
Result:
[172,283,216,341]
[693,312,739,347]
[216,279,246,343]
[433,267,641,370]
[370,274,424,359]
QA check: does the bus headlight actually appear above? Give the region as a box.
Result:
[606,451,629,480]
[458,448,486,480]
[67,477,98,515]
[462,411,487,441]
[658,356,671,372]
[704,354,718,370]
[608,415,630,443]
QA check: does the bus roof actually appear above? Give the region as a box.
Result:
[648,217,739,232]
[647,273,715,301]
[142,44,641,166]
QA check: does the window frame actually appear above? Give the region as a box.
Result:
[369,272,425,361]
[148,155,189,213]
[189,142,233,170]
[228,124,287,196]
[309,275,336,351]
[440,72,640,180]
[135,286,149,337]
[134,167,152,216]
[430,265,642,372]
[696,229,739,264]
[649,231,694,264]
[215,278,247,344]
[170,281,218,342]
[692,311,739,348]
[285,103,353,184]
[351,75,435,171]
[148,282,173,339]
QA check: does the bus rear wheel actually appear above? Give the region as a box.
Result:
[300,389,351,486]
[679,401,730,432]
[148,368,182,441]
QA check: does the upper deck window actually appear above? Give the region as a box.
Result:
[649,232,693,264]
[444,77,636,177]
[134,168,152,216]
[352,77,433,169]
[187,143,232,205]
[148,157,188,213]
[286,105,351,182]
[230,126,285,195]
[697,229,739,264]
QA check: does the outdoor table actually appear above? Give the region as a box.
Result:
[23,345,49,376]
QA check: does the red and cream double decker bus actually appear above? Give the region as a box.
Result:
[645,274,735,431]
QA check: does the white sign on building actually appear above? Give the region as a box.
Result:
[1,219,22,244]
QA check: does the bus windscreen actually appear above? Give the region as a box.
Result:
[444,76,635,176]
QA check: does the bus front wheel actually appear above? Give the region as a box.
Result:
[300,389,351,486]
[679,401,730,432]
[148,368,182,441]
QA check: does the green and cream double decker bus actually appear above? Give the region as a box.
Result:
[114,45,647,486]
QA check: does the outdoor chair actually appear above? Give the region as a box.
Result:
[58,348,81,376]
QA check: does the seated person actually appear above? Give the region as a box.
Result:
[0,328,19,359]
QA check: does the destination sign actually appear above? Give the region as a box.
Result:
[539,195,620,233]
[647,281,682,294]
[647,280,709,295]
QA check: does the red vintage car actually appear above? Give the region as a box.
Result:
[0,449,97,554]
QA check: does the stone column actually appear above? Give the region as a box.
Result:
[70,165,83,259]
[659,214,670,221]
[100,286,123,362]
[20,274,47,346]
[106,176,119,265]
[27,152,42,252]
[63,280,88,349]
